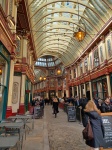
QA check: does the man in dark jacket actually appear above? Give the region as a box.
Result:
[101,97,112,113]
[79,94,88,126]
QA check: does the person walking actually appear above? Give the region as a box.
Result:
[84,100,105,150]
[52,96,59,117]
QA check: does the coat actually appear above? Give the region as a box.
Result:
[85,111,105,148]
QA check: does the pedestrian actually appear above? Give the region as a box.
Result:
[79,94,88,126]
[52,96,59,115]
[101,97,112,113]
[84,100,105,150]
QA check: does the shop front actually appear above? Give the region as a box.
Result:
[92,76,108,100]
[0,43,10,120]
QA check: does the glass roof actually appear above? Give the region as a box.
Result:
[27,0,112,66]
[35,55,61,67]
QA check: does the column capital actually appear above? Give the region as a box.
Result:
[15,0,22,6]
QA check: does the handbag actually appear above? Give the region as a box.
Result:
[82,119,93,140]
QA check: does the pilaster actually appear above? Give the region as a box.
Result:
[6,59,14,117]
[89,81,92,100]
[18,74,26,114]
[106,74,111,96]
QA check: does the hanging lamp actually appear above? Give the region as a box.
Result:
[57,38,61,75]
[73,0,86,41]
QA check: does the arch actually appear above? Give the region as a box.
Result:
[29,0,105,23]
[36,37,82,52]
[32,11,99,33]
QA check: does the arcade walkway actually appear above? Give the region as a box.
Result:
[15,106,89,150]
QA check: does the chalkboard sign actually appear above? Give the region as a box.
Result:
[67,106,76,122]
[102,115,112,149]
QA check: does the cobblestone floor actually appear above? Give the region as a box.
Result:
[45,105,89,150]
[10,105,89,150]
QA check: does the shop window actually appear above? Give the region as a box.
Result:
[99,46,104,62]
[107,39,112,57]
[102,79,108,99]
[92,78,108,100]
[93,49,99,67]
[74,68,76,78]
[80,63,83,75]
[92,82,97,98]
[84,58,88,72]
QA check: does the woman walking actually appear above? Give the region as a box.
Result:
[52,96,59,118]
[84,100,105,150]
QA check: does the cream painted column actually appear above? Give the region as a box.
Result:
[66,89,69,97]
[79,85,82,98]
[20,74,26,104]
[7,59,14,107]
[84,83,86,96]
[89,81,93,100]
[77,86,79,97]
[72,87,74,97]
[106,75,111,96]
[71,68,74,79]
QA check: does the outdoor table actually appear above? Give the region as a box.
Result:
[8,115,34,139]
[0,136,19,150]
[0,122,24,140]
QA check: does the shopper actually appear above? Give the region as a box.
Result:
[84,100,105,150]
[52,96,59,115]
[101,97,112,113]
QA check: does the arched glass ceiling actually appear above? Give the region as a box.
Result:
[27,0,112,66]
[35,55,61,67]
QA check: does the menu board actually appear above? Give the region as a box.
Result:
[67,106,76,122]
[102,115,112,149]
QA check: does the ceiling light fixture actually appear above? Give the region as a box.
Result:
[73,0,86,42]
[39,76,43,81]
[0,68,2,75]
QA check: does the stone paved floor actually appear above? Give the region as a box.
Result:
[10,105,89,150]
[46,105,88,150]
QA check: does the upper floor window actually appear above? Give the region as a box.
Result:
[99,46,104,62]
[89,56,92,70]
[80,63,83,75]
[70,69,72,79]
[107,39,112,57]
[84,58,88,72]
[93,49,99,67]
[74,69,76,78]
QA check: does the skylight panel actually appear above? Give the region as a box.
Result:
[55,2,61,8]
[53,13,59,17]
[63,13,70,18]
